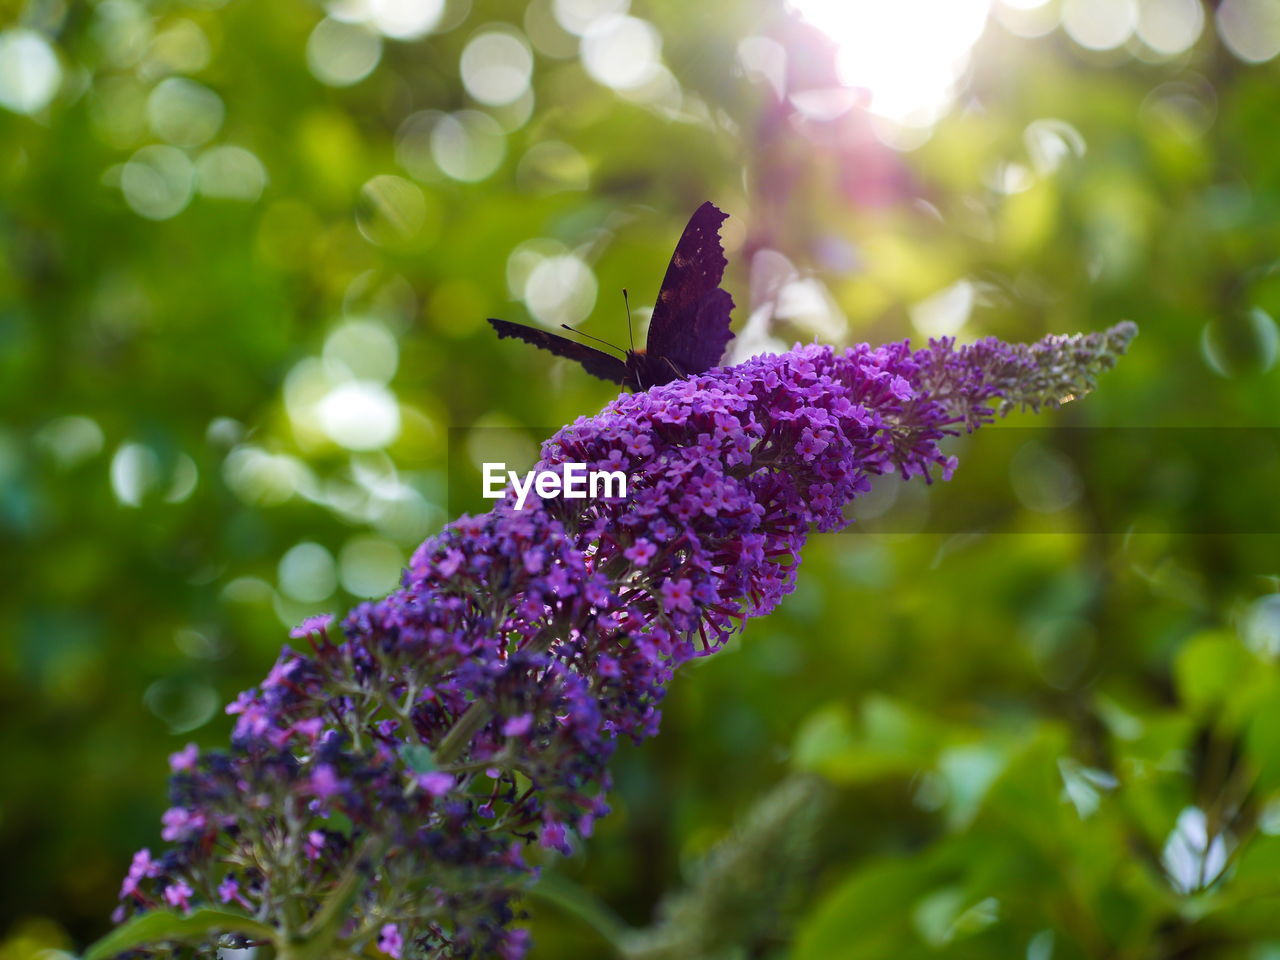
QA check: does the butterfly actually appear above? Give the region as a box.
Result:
[488,201,735,391]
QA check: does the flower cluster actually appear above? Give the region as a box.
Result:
[112,324,1135,958]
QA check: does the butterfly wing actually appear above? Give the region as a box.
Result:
[644,201,736,378]
[488,318,631,386]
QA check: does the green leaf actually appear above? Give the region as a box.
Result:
[401,743,437,773]
[912,886,999,947]
[792,702,857,773]
[1246,678,1280,791]
[790,855,945,960]
[82,908,277,960]
[792,697,948,784]
[1174,631,1254,714]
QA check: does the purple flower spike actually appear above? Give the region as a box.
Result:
[111,326,1135,958]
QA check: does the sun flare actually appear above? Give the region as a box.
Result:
[786,0,993,127]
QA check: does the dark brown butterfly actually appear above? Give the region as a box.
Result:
[488,201,735,391]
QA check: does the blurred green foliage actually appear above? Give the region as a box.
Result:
[4,0,1280,956]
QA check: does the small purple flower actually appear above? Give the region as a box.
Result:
[162,880,193,911]
[661,578,695,615]
[501,714,534,737]
[308,764,342,800]
[418,771,455,796]
[263,655,299,690]
[304,830,326,860]
[217,876,239,904]
[160,807,204,843]
[225,690,270,739]
[378,923,404,958]
[168,743,198,773]
[540,820,569,855]
[499,929,531,960]
[119,848,158,899]
[438,548,464,577]
[293,716,323,741]
[624,539,657,565]
[289,613,333,641]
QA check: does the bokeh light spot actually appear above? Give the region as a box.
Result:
[165,453,199,503]
[110,442,161,507]
[197,145,268,201]
[339,535,405,597]
[279,542,338,603]
[523,253,598,328]
[430,110,506,181]
[395,110,439,181]
[911,280,974,338]
[0,28,62,115]
[553,0,629,35]
[149,19,212,74]
[1024,118,1087,175]
[460,30,534,106]
[1061,0,1136,51]
[307,17,383,87]
[1243,594,1280,658]
[1216,0,1280,63]
[35,416,104,469]
[148,77,224,147]
[223,446,315,505]
[1136,0,1203,56]
[93,0,153,69]
[121,144,195,220]
[526,0,579,56]
[144,676,218,733]
[993,0,1059,39]
[1200,307,1279,377]
[324,319,400,382]
[1010,442,1083,514]
[357,174,428,245]
[368,0,446,39]
[787,0,990,126]
[581,15,662,91]
[737,36,787,101]
[317,380,402,450]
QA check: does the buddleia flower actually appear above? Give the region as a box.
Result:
[108,323,1135,958]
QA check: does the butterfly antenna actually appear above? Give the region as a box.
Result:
[623,288,635,353]
[560,324,626,357]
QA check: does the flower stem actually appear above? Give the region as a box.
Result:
[434,702,492,766]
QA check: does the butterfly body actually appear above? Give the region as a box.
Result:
[488,201,735,391]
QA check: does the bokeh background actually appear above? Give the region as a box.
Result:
[5,0,1280,956]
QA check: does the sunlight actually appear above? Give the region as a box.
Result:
[786,0,992,127]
